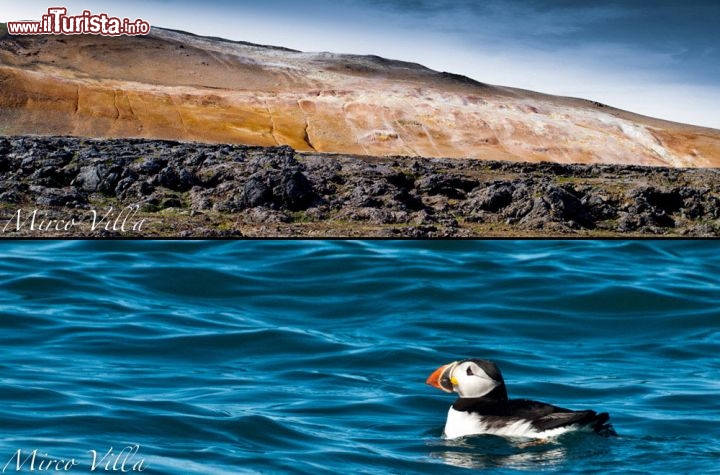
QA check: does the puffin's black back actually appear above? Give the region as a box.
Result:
[452,397,616,435]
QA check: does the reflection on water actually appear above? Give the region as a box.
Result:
[430,436,568,470]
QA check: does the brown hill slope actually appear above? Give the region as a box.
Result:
[1,26,719,167]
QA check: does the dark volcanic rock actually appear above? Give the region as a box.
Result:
[624,186,679,229]
[1,135,719,237]
[74,162,123,193]
[242,168,318,211]
[156,165,198,192]
[542,185,595,229]
[469,183,514,212]
[243,174,274,208]
[281,170,316,211]
[630,187,683,215]
[31,186,87,207]
[416,174,476,199]
[582,192,617,221]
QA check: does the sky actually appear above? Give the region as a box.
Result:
[4,1,720,129]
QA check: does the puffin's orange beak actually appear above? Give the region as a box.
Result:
[426,362,457,393]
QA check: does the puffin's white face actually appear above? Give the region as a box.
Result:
[426,360,500,398]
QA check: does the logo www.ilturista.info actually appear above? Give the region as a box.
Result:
[7,7,150,36]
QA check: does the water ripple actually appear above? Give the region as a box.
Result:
[0,240,718,473]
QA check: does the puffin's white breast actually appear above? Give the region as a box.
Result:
[443,407,575,440]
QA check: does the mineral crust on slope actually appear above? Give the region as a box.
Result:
[1,26,719,167]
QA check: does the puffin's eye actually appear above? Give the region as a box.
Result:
[466,366,474,376]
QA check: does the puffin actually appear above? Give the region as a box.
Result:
[426,359,615,439]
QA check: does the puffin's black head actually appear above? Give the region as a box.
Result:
[426,358,508,399]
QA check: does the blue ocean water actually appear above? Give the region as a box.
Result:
[0,240,718,474]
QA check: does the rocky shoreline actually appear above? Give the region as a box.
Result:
[0,135,718,237]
